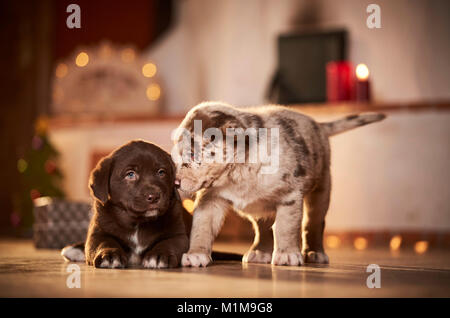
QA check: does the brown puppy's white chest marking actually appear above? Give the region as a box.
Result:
[128,229,147,265]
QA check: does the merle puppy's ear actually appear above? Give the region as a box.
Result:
[89,156,113,205]
[209,110,243,134]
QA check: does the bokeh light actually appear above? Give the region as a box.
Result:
[99,44,112,59]
[75,52,89,67]
[390,235,402,251]
[142,63,157,78]
[121,48,136,63]
[55,63,68,78]
[326,235,341,249]
[354,237,368,250]
[146,83,161,101]
[414,241,429,254]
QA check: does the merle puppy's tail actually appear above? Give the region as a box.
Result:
[61,242,86,262]
[320,113,386,137]
[211,251,242,261]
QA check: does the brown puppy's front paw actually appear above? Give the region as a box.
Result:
[181,252,211,267]
[142,252,179,269]
[271,250,304,266]
[243,249,272,264]
[303,251,329,264]
[94,248,127,268]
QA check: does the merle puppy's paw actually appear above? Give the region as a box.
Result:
[94,248,127,269]
[243,249,272,264]
[181,252,212,267]
[271,250,304,266]
[142,252,179,269]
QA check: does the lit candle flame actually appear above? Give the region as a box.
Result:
[356,63,369,81]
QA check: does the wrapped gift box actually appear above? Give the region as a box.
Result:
[33,197,92,249]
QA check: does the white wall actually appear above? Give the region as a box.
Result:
[323,110,450,231]
[147,0,450,114]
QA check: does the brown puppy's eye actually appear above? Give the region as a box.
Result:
[157,169,166,177]
[125,170,137,181]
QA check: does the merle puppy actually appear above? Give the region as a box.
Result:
[62,140,189,269]
[173,102,386,267]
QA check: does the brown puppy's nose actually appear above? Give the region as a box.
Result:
[147,193,160,204]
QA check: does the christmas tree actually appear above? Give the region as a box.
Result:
[12,116,65,234]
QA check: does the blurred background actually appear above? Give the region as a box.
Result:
[1,0,449,254]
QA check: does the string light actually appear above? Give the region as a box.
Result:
[146,83,161,101]
[414,241,429,254]
[121,48,135,63]
[354,237,368,250]
[142,63,157,78]
[390,235,402,251]
[75,52,89,67]
[326,235,341,249]
[99,44,112,59]
[55,63,68,78]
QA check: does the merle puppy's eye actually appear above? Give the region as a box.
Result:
[157,168,166,177]
[125,170,137,180]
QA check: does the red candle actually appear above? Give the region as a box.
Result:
[326,61,354,102]
[355,63,371,102]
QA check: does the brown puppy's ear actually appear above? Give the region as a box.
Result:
[89,156,113,205]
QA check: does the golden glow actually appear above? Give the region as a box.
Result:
[55,63,68,78]
[146,83,161,101]
[354,237,368,250]
[326,235,341,249]
[75,52,89,67]
[390,235,402,251]
[414,241,429,254]
[182,199,195,213]
[99,44,112,59]
[356,63,369,80]
[142,63,157,78]
[121,48,135,63]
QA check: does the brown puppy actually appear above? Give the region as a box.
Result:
[62,140,189,268]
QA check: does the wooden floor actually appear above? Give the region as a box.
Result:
[0,239,449,297]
